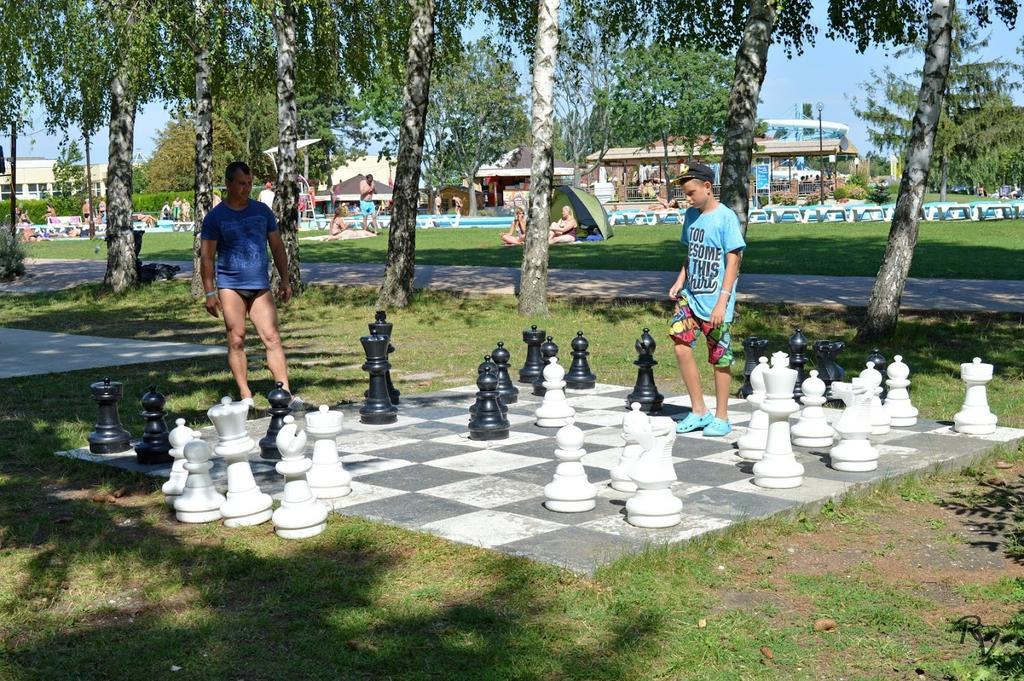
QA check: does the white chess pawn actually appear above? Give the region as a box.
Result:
[544,422,597,512]
[791,370,836,449]
[954,357,998,435]
[752,361,804,488]
[535,357,576,428]
[737,357,769,461]
[272,415,329,539]
[626,416,682,528]
[884,355,919,427]
[610,403,649,492]
[859,362,891,436]
[209,396,273,527]
[163,418,198,506]
[305,405,352,507]
[174,439,225,523]
[829,379,878,472]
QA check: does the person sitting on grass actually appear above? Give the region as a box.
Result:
[548,205,578,244]
[501,207,527,246]
[324,204,375,241]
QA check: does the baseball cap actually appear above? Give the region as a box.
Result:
[678,163,715,184]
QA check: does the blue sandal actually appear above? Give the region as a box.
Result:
[702,418,733,437]
[676,411,714,433]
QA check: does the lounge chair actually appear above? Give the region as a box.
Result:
[748,208,770,224]
[769,206,804,224]
[969,201,1014,221]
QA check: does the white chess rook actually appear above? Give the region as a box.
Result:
[173,439,225,523]
[535,357,576,428]
[954,357,998,435]
[737,357,769,461]
[752,361,804,488]
[626,416,682,528]
[610,403,648,492]
[859,361,891,436]
[272,415,329,539]
[829,379,879,472]
[884,355,919,427]
[544,422,597,512]
[790,370,836,449]
[163,418,198,506]
[209,396,273,527]
[305,405,353,507]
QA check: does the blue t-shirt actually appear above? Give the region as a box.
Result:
[679,204,746,323]
[201,200,278,289]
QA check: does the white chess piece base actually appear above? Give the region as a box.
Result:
[625,490,683,528]
[830,440,878,472]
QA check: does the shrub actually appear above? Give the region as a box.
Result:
[771,191,797,205]
[833,186,848,200]
[846,173,868,188]
[845,185,867,200]
[132,191,197,213]
[867,183,891,205]
[803,195,819,206]
[0,229,26,280]
[0,197,81,224]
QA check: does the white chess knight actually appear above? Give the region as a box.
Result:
[737,357,769,461]
[163,418,200,506]
[543,422,597,512]
[884,355,919,427]
[859,361,891,436]
[790,370,836,449]
[626,415,683,528]
[174,439,225,523]
[209,396,273,527]
[272,415,329,539]
[535,357,576,428]
[829,379,879,472]
[954,357,998,435]
[304,405,352,507]
[752,360,804,488]
[610,403,649,492]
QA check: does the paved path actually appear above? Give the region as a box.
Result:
[5,258,1024,313]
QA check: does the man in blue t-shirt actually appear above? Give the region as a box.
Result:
[667,163,747,437]
[200,161,294,408]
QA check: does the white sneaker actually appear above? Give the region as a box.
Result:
[288,395,307,411]
[240,397,255,409]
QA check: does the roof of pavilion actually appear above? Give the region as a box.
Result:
[588,137,859,164]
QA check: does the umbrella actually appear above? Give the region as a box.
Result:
[549,186,613,240]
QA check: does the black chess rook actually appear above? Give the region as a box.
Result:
[360,334,398,425]
[627,328,664,413]
[259,382,293,459]
[88,377,133,455]
[491,342,519,405]
[468,366,510,440]
[564,331,598,390]
[134,385,172,464]
[533,336,559,396]
[369,310,400,405]
[739,337,769,398]
[518,325,547,384]
[813,339,846,400]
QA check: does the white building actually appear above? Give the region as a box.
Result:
[0,157,108,201]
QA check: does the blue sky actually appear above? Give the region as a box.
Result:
[5,7,1021,164]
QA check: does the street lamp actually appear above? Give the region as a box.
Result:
[816,102,824,204]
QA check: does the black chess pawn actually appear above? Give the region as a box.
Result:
[739,337,770,398]
[813,339,846,399]
[88,377,132,454]
[359,334,398,425]
[533,336,559,396]
[470,355,506,416]
[368,310,400,405]
[491,342,519,405]
[789,327,809,401]
[627,328,664,413]
[259,382,292,460]
[518,325,547,384]
[867,348,888,400]
[468,366,509,441]
[134,385,172,464]
[565,331,597,390]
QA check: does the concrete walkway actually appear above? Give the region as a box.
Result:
[5,258,1024,313]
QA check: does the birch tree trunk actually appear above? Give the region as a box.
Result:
[103,71,139,293]
[84,135,95,239]
[468,183,477,215]
[377,0,435,308]
[939,149,948,202]
[271,0,302,294]
[719,0,775,238]
[858,0,953,341]
[191,0,213,296]
[517,0,560,317]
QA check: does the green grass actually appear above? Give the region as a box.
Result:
[25,219,1024,280]
[0,285,1023,679]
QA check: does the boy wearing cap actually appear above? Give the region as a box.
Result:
[668,164,746,436]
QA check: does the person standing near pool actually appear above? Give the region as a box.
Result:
[359,174,380,234]
[200,160,297,409]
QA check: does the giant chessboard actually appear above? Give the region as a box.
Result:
[58,382,1024,574]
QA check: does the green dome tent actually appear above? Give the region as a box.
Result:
[549,186,613,240]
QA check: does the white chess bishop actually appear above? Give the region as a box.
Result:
[626,416,682,528]
[209,396,273,527]
[543,422,597,512]
[736,357,769,461]
[163,418,199,506]
[535,357,576,428]
[304,405,352,507]
[859,361,891,436]
[272,415,329,539]
[790,370,836,449]
[752,359,804,488]
[953,357,998,435]
[884,355,919,427]
[173,439,225,523]
[829,379,878,472]
[610,403,649,492]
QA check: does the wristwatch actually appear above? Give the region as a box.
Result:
[204,291,217,299]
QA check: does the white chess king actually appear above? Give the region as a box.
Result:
[272,415,329,539]
[305,405,352,507]
[208,396,273,527]
[953,357,998,435]
[543,422,597,512]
